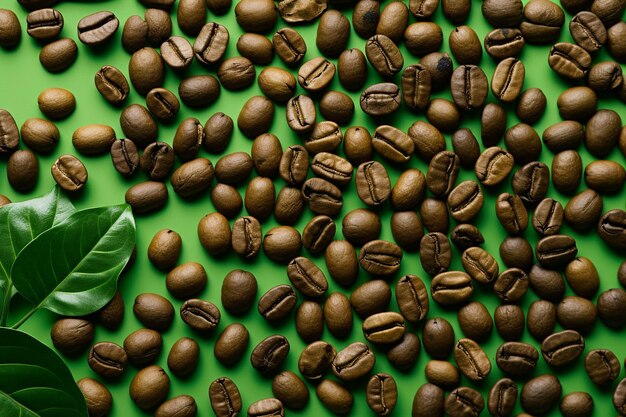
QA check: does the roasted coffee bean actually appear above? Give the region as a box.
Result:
[351,280,391,319]
[298,57,335,92]
[484,28,525,60]
[451,129,480,169]
[251,133,282,178]
[529,264,565,301]
[133,293,174,331]
[178,76,220,109]
[377,1,409,43]
[236,33,273,65]
[37,87,75,120]
[245,177,276,221]
[171,158,215,199]
[402,64,431,112]
[258,66,296,102]
[251,335,290,376]
[97,291,124,331]
[516,88,547,125]
[422,199,449,232]
[319,91,354,125]
[431,271,473,306]
[78,378,113,417]
[124,328,162,366]
[527,300,556,341]
[129,366,170,410]
[160,36,194,71]
[391,276,428,324]
[0,9,21,47]
[77,11,119,46]
[176,0,205,36]
[363,312,405,344]
[316,10,349,58]
[413,383,445,417]
[51,154,87,192]
[591,0,625,26]
[238,95,275,139]
[483,0,523,27]
[366,373,397,416]
[488,378,517,417]
[557,88,597,126]
[155,395,197,417]
[408,121,445,162]
[287,257,327,299]
[451,224,484,250]
[171,119,203,161]
[480,103,507,147]
[372,125,414,164]
[125,181,168,214]
[359,240,402,276]
[235,0,276,31]
[356,161,391,207]
[214,323,249,366]
[139,9,169,47]
[496,342,538,377]
[121,15,148,53]
[88,342,128,378]
[360,82,401,117]
[599,209,626,250]
[365,35,408,78]
[608,21,626,61]
[301,177,342,217]
[564,189,603,230]
[496,193,528,235]
[7,150,38,191]
[305,121,342,154]
[279,145,309,186]
[273,28,306,65]
[209,377,242,417]
[552,150,583,194]
[475,147,514,186]
[426,151,461,198]
[342,209,380,246]
[454,338,491,382]
[536,234,578,269]
[193,22,228,65]
[560,392,593,417]
[325,240,358,287]
[458,302,493,342]
[512,162,549,207]
[386,332,420,371]
[404,22,443,56]
[111,139,139,177]
[298,341,336,381]
[442,0,471,23]
[422,317,455,359]
[215,152,253,185]
[420,51,453,91]
[0,109,18,154]
[499,237,533,271]
[39,37,77,72]
[586,109,622,157]
[295,302,323,343]
[310,153,352,189]
[274,187,304,224]
[570,11,607,52]
[352,0,379,38]
[495,304,525,341]
[450,65,488,111]
[409,0,439,19]
[129,47,164,95]
[120,104,158,149]
[302,215,335,255]
[140,0,175,8]
[597,288,626,328]
[332,342,375,381]
[285,95,316,134]
[520,0,564,43]
[338,48,368,92]
[445,387,484,417]
[542,329,585,367]
[391,211,424,251]
[140,142,174,181]
[324,292,353,338]
[557,296,598,334]
[221,269,257,315]
[165,262,207,299]
[420,232,452,276]
[449,25,482,64]
[533,198,564,236]
[343,126,372,166]
[271,371,309,410]
[21,117,59,153]
[316,380,353,414]
[585,160,626,194]
[425,360,460,390]
[95,65,129,106]
[447,181,483,222]
[263,226,302,263]
[504,123,541,165]
[492,58,525,103]
[51,318,94,356]
[615,379,626,416]
[549,42,592,80]
[521,374,562,415]
[586,349,620,386]
[461,247,498,285]
[587,61,623,92]
[180,299,220,332]
[391,169,426,211]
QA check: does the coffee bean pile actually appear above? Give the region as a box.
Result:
[1,0,626,416]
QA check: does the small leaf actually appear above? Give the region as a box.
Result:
[0,328,88,417]
[11,204,135,316]
[0,187,75,313]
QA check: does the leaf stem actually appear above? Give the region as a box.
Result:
[0,284,12,327]
[11,307,37,329]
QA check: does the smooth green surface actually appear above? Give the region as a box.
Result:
[0,0,625,416]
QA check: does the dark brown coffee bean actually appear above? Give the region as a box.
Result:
[37,87,75,120]
[377,1,409,43]
[450,129,480,169]
[302,177,342,217]
[359,240,402,276]
[209,377,242,417]
[615,379,626,416]
[77,11,119,46]
[450,65,488,111]
[140,141,174,181]
[598,288,626,328]
[451,224,484,250]
[504,123,541,165]
[319,91,354,125]
[315,10,349,58]
[564,189,603,230]
[413,383,444,417]
[608,21,626,61]
[120,104,158,149]
[238,95,275,139]
[447,180,483,222]
[356,161,391,207]
[251,133,282,178]
[21,117,59,153]
[431,271,473,306]
[560,392,593,417]
[372,125,414,163]
[171,158,214,199]
[449,25,482,64]
[499,236,533,271]
[360,82,401,117]
[111,138,139,178]
[215,152,253,185]
[420,52,453,92]
[570,11,607,52]
[442,0,471,23]
[283,95,316,135]
[166,262,207,299]
[298,57,335,92]
[488,378,517,417]
[529,264,565,302]
[324,292,353,338]
[51,318,94,356]
[155,395,196,417]
[0,109,18,154]
[496,193,529,235]
[180,299,220,332]
[236,33,273,65]
[230,216,261,258]
[420,232,452,276]
[533,198,564,236]
[552,150,582,194]
[310,153,352,189]
[279,145,309,186]
[160,36,193,71]
[193,22,228,65]
[88,342,128,379]
[0,8,21,47]
[221,269,257,315]
[591,0,625,26]
[520,0,564,43]
[305,121,342,154]
[272,371,309,410]
[402,64,431,112]
[512,162,549,207]
[97,291,124,331]
[342,209,380,246]
[351,280,391,319]
[7,150,38,192]
[586,109,622,157]
[461,247,498,284]
[426,151,460,198]
[263,226,301,263]
[483,0,523,27]
[146,87,179,121]
[298,341,336,380]
[51,154,87,192]
[496,342,538,377]
[445,386,485,417]
[408,122,445,163]
[125,181,168,214]
[527,299,556,341]
[521,374,562,415]
[316,380,353,414]
[366,373,397,416]
[362,312,405,344]
[214,323,249,366]
[337,48,368,92]
[484,28,525,60]
[587,61,623,92]
[245,177,276,221]
[475,147,514,186]
[26,8,62,41]
[78,378,113,417]
[325,240,358,286]
[258,66,296,102]
[549,42,592,80]
[536,234,578,269]
[352,0,379,38]
[129,47,164,95]
[480,103,507,147]
[599,209,626,250]
[179,75,220,109]
[287,257,327,299]
[541,329,585,366]
[176,0,205,36]
[515,88,547,125]
[425,360,460,390]
[557,296,597,334]
[302,215,335,256]
[404,22,443,56]
[387,332,420,371]
[273,28,306,65]
[122,15,148,53]
[585,160,626,194]
[391,169,426,211]
[39,37,77,72]
[495,304,525,341]
[586,349,620,386]
[492,58,525,103]
[393,274,429,324]
[332,342,375,380]
[458,302,492,342]
[494,268,528,302]
[124,328,162,366]
[274,187,304,225]
[392,211,424,250]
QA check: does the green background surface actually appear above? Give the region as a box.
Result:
[1,0,625,416]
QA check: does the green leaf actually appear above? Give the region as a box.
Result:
[11,204,135,317]
[0,328,87,417]
[0,187,75,320]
